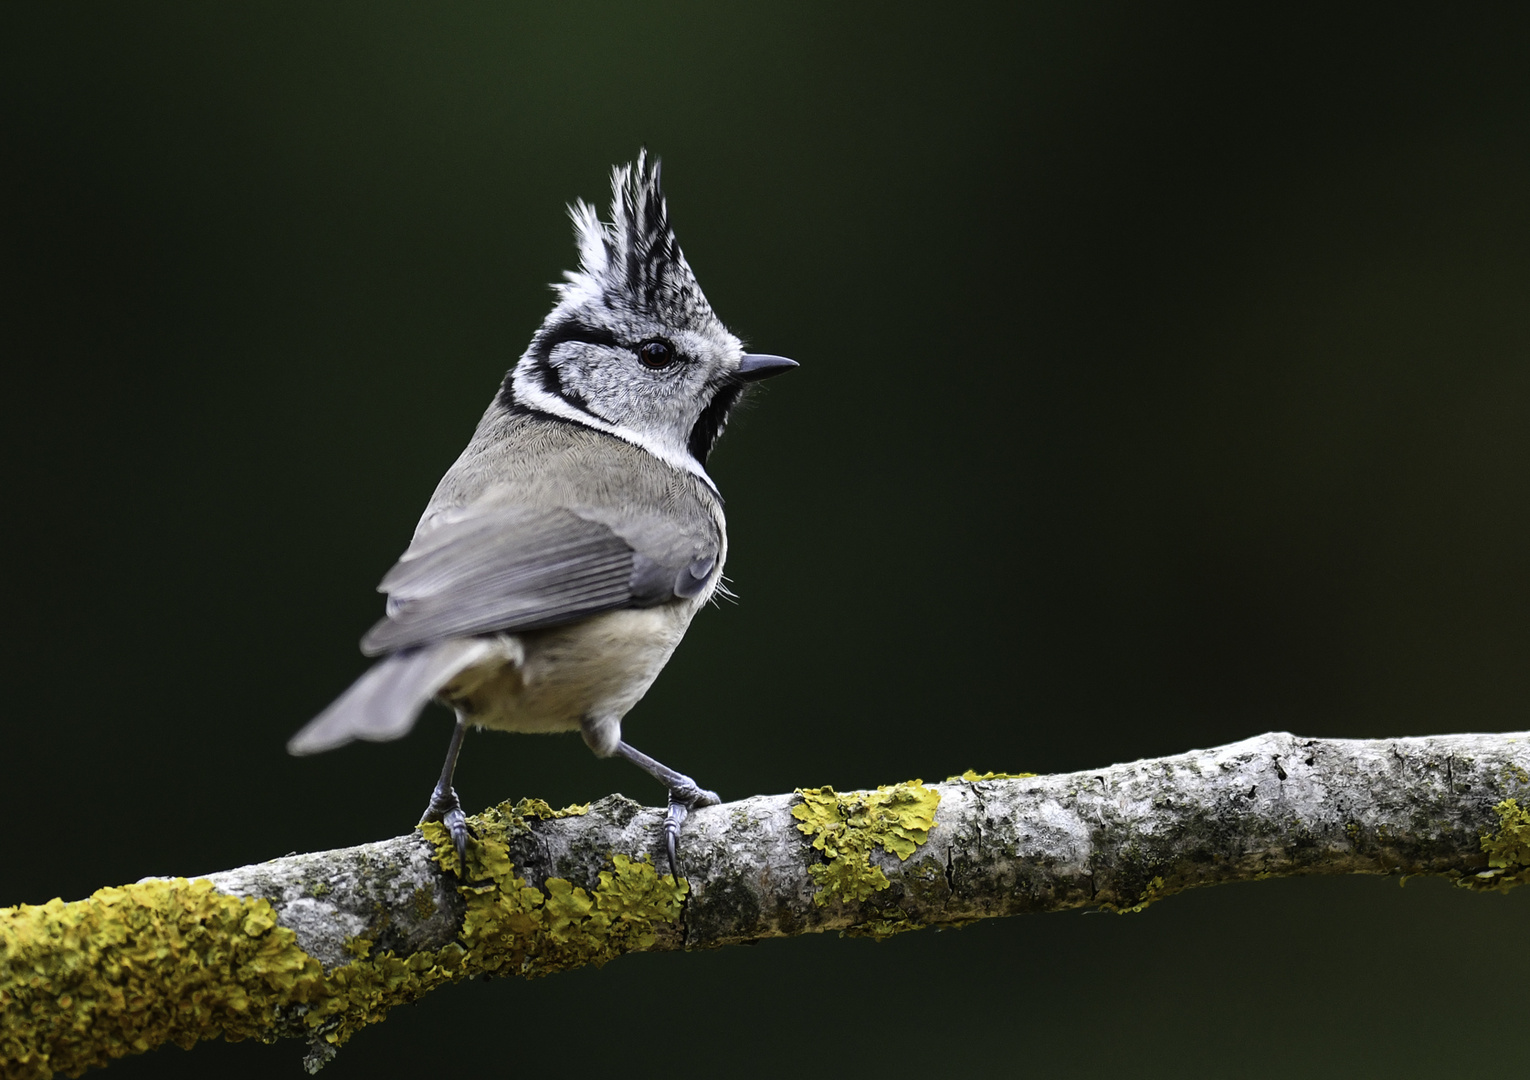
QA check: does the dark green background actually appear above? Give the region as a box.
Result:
[5,3,1528,1076]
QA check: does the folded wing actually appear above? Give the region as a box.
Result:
[359,503,718,656]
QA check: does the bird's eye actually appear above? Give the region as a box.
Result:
[638,341,675,369]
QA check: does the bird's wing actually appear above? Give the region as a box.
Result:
[358,503,718,656]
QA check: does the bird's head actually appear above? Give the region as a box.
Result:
[503,152,796,478]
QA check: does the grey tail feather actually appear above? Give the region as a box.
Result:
[287,643,478,756]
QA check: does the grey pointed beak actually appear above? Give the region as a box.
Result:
[736,353,800,382]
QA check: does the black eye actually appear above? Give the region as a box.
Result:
[638,340,675,369]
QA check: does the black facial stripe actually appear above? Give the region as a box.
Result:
[531,351,593,413]
[508,317,627,421]
[538,318,623,353]
[688,381,745,466]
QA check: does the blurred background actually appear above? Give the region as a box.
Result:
[4,2,1529,1076]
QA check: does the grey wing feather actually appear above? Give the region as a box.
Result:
[359,504,716,656]
[286,640,491,755]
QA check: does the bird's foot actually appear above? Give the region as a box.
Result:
[665,779,720,881]
[420,784,470,875]
[609,740,719,881]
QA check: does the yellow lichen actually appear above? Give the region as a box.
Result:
[2,797,679,1078]
[791,781,941,907]
[1460,798,1530,893]
[0,878,324,1080]
[946,769,1038,782]
[420,797,684,979]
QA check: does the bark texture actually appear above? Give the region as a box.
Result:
[4,731,1529,1079]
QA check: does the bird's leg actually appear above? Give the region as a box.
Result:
[420,713,471,874]
[613,740,720,879]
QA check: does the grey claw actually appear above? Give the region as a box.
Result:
[665,799,689,879]
[444,808,469,874]
[421,785,471,876]
[664,783,719,879]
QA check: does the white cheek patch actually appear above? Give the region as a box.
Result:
[510,365,718,493]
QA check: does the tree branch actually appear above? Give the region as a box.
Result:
[5,731,1530,1078]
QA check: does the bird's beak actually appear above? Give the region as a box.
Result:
[736,353,800,382]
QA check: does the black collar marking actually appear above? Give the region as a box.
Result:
[688,381,744,467]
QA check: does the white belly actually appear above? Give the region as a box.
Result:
[438,603,696,750]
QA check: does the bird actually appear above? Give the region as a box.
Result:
[286,152,798,877]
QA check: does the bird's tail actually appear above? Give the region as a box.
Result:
[287,640,494,755]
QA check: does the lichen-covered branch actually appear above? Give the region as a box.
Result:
[5,731,1530,1078]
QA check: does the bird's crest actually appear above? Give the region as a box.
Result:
[558,151,713,325]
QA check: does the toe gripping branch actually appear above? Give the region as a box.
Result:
[421,784,471,874]
[615,741,719,879]
[664,780,721,879]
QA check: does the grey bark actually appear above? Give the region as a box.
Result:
[196,730,1530,967]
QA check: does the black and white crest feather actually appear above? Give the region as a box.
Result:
[559,150,716,328]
